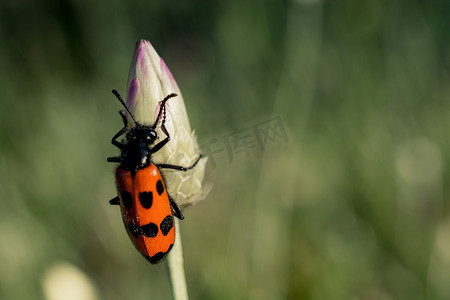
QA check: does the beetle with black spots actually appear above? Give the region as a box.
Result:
[107,89,202,264]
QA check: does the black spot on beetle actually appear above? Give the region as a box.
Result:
[160,215,174,236]
[121,191,133,210]
[156,179,164,195]
[139,191,153,209]
[146,244,173,264]
[141,222,158,238]
[128,222,140,238]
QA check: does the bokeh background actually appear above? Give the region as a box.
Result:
[1,0,450,299]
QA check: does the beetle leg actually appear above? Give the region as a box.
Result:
[156,154,202,171]
[109,196,120,205]
[169,197,184,220]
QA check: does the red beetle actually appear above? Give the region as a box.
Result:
[107,89,201,264]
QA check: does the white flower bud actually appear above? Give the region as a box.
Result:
[124,39,210,207]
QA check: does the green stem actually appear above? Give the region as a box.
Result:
[166,218,189,300]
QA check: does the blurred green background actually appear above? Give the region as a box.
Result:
[1,0,450,299]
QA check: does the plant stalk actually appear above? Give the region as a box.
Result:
[166,218,189,300]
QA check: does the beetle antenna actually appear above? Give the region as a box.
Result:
[153,93,177,129]
[112,89,138,125]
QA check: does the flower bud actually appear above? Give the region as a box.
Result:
[125,39,210,207]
